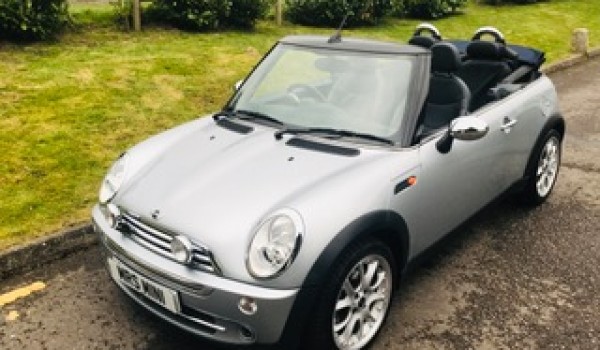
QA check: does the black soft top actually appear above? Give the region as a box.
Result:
[447,40,546,68]
[279,35,430,56]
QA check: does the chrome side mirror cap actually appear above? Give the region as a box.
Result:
[450,116,489,141]
[437,116,489,153]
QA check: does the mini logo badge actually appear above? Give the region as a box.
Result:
[151,209,160,220]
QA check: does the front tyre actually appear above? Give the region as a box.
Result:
[304,240,395,350]
[520,129,562,205]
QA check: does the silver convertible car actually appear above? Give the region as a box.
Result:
[92,25,564,349]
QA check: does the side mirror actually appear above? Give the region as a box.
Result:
[437,116,489,153]
[234,80,244,91]
[450,116,489,141]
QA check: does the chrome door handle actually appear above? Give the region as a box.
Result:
[501,117,518,133]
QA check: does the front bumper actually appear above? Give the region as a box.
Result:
[92,205,298,345]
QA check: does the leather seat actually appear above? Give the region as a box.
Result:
[457,41,517,111]
[408,35,438,49]
[420,43,470,137]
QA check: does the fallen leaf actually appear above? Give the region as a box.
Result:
[6,310,19,322]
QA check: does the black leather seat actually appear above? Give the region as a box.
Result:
[420,43,470,137]
[457,41,517,111]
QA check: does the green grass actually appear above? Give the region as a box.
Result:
[0,0,599,249]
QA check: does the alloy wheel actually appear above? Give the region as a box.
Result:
[332,254,392,349]
[536,136,560,198]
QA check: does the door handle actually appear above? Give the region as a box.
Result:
[501,117,518,133]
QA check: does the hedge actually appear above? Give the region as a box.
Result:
[396,0,467,19]
[285,0,391,27]
[147,0,270,31]
[0,0,70,41]
[285,0,468,26]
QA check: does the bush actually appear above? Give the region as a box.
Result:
[285,0,391,27]
[0,0,71,41]
[148,0,228,30]
[148,0,270,31]
[228,0,271,28]
[396,0,466,19]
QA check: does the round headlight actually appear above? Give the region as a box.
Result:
[247,209,303,279]
[99,153,128,204]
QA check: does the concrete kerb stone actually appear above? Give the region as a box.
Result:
[0,224,97,281]
[542,47,600,74]
[1,46,600,282]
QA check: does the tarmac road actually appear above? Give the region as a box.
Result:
[1,59,599,350]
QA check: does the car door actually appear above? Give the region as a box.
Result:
[392,113,514,258]
[481,78,559,184]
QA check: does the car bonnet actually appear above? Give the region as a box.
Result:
[115,119,386,272]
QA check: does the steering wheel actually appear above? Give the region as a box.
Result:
[287,84,327,103]
[472,26,506,45]
[413,23,442,40]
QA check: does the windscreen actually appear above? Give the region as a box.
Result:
[230,43,421,142]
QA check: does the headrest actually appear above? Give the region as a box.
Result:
[467,41,519,60]
[408,36,438,49]
[431,43,461,73]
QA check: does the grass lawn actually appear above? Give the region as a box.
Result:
[0,0,599,250]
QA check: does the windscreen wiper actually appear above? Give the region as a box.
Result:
[213,109,283,126]
[274,127,394,146]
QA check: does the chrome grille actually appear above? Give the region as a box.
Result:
[119,212,220,274]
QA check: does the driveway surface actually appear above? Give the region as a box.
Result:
[1,59,599,349]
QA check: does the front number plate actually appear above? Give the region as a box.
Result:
[108,257,181,314]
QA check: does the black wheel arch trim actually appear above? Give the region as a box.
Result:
[523,114,565,180]
[276,210,410,348]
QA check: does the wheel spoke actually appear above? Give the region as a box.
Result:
[342,279,355,296]
[362,260,379,290]
[341,314,361,344]
[347,264,363,294]
[371,271,388,290]
[335,295,353,311]
[537,176,545,194]
[333,310,353,333]
[364,305,380,324]
[537,164,545,176]
[365,291,386,310]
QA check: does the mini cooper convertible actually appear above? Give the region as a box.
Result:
[93,24,564,349]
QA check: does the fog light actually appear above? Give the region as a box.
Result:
[238,296,258,315]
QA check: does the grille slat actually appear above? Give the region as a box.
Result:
[192,254,213,263]
[120,212,220,275]
[125,215,173,243]
[129,225,172,251]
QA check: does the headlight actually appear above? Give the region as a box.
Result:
[246,209,304,279]
[99,153,128,204]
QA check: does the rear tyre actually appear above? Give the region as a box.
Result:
[303,239,395,350]
[519,129,562,205]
